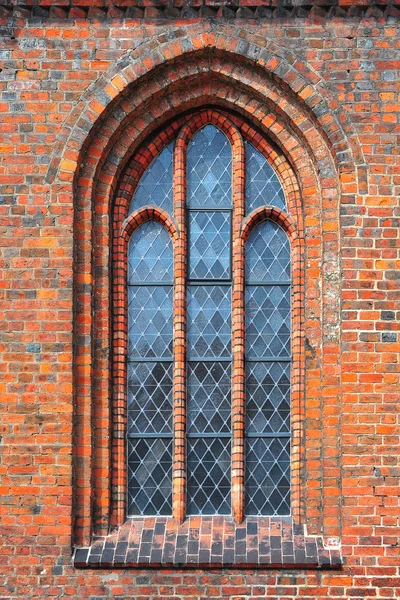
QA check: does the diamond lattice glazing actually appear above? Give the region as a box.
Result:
[245,141,286,213]
[128,286,173,358]
[187,285,231,358]
[129,142,173,213]
[188,211,231,280]
[187,362,231,434]
[246,220,290,283]
[127,362,173,435]
[187,438,231,515]
[245,437,290,516]
[187,125,232,208]
[127,438,172,516]
[246,286,291,358]
[128,221,173,284]
[246,362,290,434]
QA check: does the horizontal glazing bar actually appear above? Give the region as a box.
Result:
[246,357,292,362]
[127,358,174,363]
[187,433,232,439]
[186,433,291,439]
[127,433,174,439]
[245,281,291,286]
[187,357,232,362]
[245,432,291,438]
[187,280,232,286]
[128,282,173,287]
[188,207,233,212]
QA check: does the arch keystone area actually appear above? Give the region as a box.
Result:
[48,25,366,189]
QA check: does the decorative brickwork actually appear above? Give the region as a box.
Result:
[2,1,400,21]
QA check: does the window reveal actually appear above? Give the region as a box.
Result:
[124,113,294,522]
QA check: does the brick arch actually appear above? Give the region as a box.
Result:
[48,25,365,188]
[121,207,179,242]
[72,41,343,547]
[241,206,298,243]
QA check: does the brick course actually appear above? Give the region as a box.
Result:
[1,2,399,598]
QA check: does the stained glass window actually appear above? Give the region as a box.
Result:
[187,125,232,208]
[245,141,286,213]
[130,142,173,214]
[186,124,232,515]
[245,220,291,515]
[127,220,173,516]
[124,117,293,520]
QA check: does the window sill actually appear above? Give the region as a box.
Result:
[73,516,342,569]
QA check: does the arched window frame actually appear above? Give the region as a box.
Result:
[111,109,305,527]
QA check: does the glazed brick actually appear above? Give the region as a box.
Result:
[74,517,342,569]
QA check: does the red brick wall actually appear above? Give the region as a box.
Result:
[1,3,399,598]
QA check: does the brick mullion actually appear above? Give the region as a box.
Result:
[231,130,246,524]
[173,130,188,524]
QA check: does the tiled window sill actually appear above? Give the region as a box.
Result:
[74,516,342,569]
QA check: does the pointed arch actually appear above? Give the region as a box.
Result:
[72,39,344,547]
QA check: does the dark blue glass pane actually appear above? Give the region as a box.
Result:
[246,220,290,283]
[128,286,173,358]
[187,285,231,358]
[246,362,290,434]
[127,362,172,435]
[187,438,231,515]
[245,437,290,516]
[129,142,173,213]
[189,211,231,280]
[245,141,286,213]
[127,438,172,516]
[187,362,231,434]
[246,285,291,358]
[128,221,173,284]
[187,125,232,208]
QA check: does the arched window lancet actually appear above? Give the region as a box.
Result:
[126,220,174,516]
[116,111,299,524]
[245,219,291,516]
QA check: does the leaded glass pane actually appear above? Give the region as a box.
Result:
[245,437,290,516]
[128,286,173,358]
[246,286,291,358]
[187,362,231,434]
[127,362,172,435]
[187,285,231,359]
[246,362,290,434]
[129,142,173,213]
[245,141,286,213]
[187,125,232,208]
[128,221,173,284]
[187,438,231,515]
[127,438,172,516]
[246,220,290,283]
[188,211,231,280]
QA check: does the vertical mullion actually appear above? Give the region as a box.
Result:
[172,134,187,524]
[231,131,246,523]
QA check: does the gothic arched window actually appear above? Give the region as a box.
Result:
[114,111,299,524]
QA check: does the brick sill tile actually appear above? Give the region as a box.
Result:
[74,516,342,569]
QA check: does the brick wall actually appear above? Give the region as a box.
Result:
[1,2,399,598]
